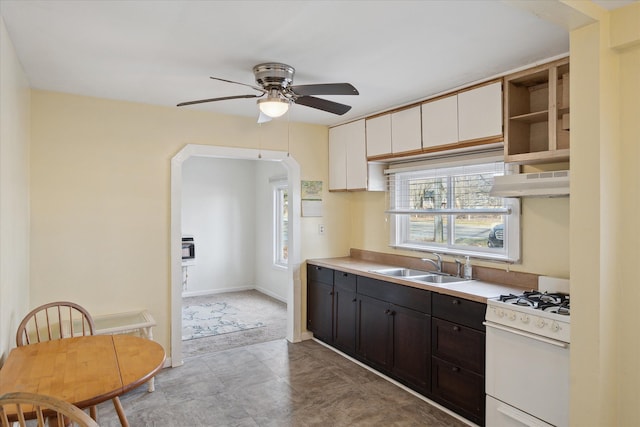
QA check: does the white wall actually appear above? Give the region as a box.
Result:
[0,17,30,362]
[255,160,288,301]
[181,156,289,302]
[181,157,256,295]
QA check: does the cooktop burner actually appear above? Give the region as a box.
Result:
[498,291,570,315]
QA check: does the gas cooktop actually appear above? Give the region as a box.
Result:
[497,290,570,316]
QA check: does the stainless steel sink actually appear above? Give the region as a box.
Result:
[370,268,432,277]
[411,274,471,284]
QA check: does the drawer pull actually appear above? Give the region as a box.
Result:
[451,366,460,372]
[453,326,460,332]
[452,299,460,305]
[342,272,348,277]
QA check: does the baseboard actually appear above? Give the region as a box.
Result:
[181,286,254,298]
[253,286,287,303]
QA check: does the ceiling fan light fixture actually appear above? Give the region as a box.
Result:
[258,97,289,118]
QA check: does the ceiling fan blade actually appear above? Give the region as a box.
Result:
[291,83,359,97]
[177,94,262,107]
[294,96,352,115]
[210,76,266,94]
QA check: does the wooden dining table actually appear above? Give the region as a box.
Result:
[0,334,165,426]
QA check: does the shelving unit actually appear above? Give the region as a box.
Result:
[504,57,570,164]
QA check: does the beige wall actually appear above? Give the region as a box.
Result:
[29,90,350,358]
[0,17,31,362]
[569,2,640,426]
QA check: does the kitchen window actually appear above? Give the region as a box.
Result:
[273,181,288,268]
[387,155,520,262]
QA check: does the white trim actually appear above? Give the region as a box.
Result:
[170,144,301,367]
[181,286,254,298]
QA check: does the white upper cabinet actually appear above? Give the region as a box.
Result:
[328,125,347,191]
[329,120,370,191]
[365,114,392,158]
[344,121,367,190]
[457,81,502,142]
[391,106,422,154]
[422,94,459,148]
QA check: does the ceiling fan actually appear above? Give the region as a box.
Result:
[177,63,359,121]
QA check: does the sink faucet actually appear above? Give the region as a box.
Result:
[421,253,442,273]
[454,258,464,278]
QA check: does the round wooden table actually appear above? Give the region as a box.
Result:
[0,334,165,426]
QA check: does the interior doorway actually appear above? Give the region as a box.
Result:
[170,144,302,367]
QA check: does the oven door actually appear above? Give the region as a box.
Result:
[485,321,569,427]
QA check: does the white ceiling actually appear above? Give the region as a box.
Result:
[0,1,635,126]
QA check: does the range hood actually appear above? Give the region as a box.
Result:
[490,170,570,197]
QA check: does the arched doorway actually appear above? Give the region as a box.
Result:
[170,144,301,366]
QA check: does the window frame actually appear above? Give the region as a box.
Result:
[273,180,289,269]
[387,159,521,262]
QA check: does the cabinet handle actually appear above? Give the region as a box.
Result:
[451,366,460,372]
[453,326,460,332]
[452,299,460,305]
[384,309,391,315]
[342,273,348,277]
[352,298,357,303]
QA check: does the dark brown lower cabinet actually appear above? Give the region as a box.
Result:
[356,294,431,393]
[432,356,484,424]
[392,304,430,392]
[356,294,392,370]
[306,266,334,343]
[306,264,486,426]
[431,293,486,426]
[333,273,357,354]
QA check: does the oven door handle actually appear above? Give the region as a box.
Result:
[483,321,569,348]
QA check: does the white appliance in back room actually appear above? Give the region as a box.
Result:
[181,236,196,292]
[484,276,570,426]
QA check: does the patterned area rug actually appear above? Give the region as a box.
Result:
[182,302,265,341]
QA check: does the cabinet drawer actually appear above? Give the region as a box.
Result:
[432,318,485,373]
[432,356,485,424]
[357,276,431,314]
[432,293,485,330]
[308,264,334,285]
[334,270,357,292]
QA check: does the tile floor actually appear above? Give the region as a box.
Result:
[96,339,470,427]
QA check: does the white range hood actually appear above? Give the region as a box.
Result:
[490,170,570,197]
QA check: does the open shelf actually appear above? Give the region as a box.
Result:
[504,57,570,164]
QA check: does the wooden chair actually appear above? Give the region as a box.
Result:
[16,301,96,346]
[15,302,124,425]
[0,391,98,427]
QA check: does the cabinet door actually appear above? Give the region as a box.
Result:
[344,119,367,190]
[391,106,422,154]
[366,114,392,158]
[328,125,347,191]
[422,95,459,148]
[457,80,502,142]
[307,279,333,343]
[333,282,357,354]
[357,295,392,371]
[432,356,485,424]
[392,304,431,392]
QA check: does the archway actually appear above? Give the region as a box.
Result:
[170,144,301,366]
